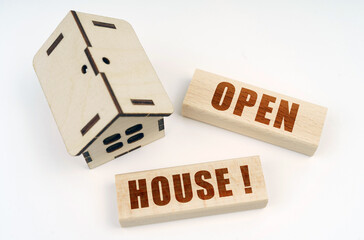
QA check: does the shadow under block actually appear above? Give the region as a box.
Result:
[182,69,327,156]
[33,11,173,168]
[115,156,268,226]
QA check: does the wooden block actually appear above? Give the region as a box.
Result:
[182,69,327,156]
[115,156,268,226]
[33,11,173,168]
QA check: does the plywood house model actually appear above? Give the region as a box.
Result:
[33,11,173,168]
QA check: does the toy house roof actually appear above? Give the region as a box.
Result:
[33,11,173,156]
[74,11,174,116]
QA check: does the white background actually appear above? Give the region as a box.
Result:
[1,0,363,239]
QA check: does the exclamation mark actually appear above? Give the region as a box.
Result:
[240,165,252,194]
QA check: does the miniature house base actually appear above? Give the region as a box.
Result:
[83,116,165,168]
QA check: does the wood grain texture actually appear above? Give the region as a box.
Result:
[115,156,268,227]
[33,11,173,164]
[33,11,117,156]
[76,12,173,116]
[182,69,327,156]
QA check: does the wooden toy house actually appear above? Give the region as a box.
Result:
[33,11,173,168]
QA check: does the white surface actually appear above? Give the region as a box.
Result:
[0,1,363,239]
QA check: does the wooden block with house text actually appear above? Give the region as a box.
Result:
[115,156,268,226]
[182,69,327,156]
[33,11,173,168]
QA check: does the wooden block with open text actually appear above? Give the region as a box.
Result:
[115,156,268,226]
[182,69,327,155]
[33,11,173,168]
